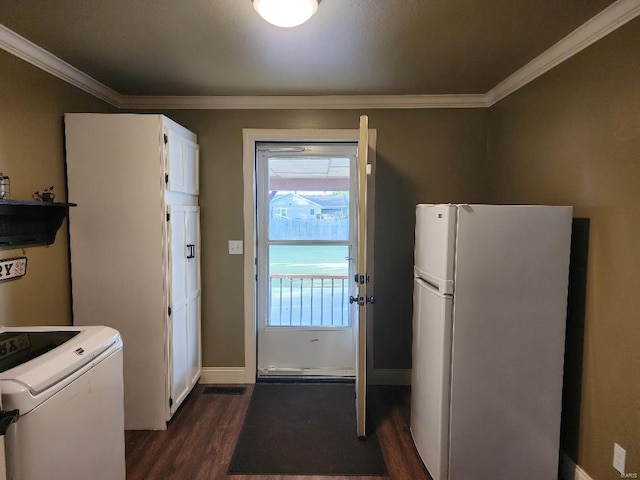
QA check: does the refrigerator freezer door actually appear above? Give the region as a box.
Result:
[414,204,456,294]
[410,277,453,480]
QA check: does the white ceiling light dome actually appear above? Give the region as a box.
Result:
[253,0,319,28]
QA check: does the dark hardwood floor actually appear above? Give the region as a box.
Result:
[125,383,432,480]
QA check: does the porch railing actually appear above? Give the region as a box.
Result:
[269,274,350,327]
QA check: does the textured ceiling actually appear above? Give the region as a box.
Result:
[0,0,617,96]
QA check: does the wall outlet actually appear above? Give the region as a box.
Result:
[614,442,626,474]
[228,240,243,255]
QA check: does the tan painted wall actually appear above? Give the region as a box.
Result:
[487,17,640,479]
[0,50,115,327]
[165,109,490,368]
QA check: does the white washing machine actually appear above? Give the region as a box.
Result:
[0,326,125,480]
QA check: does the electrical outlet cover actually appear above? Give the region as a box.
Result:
[614,443,626,474]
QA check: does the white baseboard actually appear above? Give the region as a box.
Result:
[199,367,246,385]
[370,368,412,386]
[199,366,411,386]
[562,453,594,480]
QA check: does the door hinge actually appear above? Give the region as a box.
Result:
[354,274,369,284]
[165,173,169,184]
[164,133,168,144]
[168,306,172,316]
[166,212,170,221]
[169,397,173,407]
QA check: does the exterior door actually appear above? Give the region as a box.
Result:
[355,115,370,438]
[256,143,358,377]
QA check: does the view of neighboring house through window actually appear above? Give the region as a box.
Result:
[268,190,351,326]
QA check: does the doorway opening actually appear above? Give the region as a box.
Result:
[242,128,376,385]
[256,142,358,378]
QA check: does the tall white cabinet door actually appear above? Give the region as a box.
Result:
[167,205,201,415]
[186,208,201,387]
[168,206,190,414]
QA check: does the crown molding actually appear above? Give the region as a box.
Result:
[487,0,640,106]
[117,94,488,109]
[0,24,121,106]
[2,0,638,110]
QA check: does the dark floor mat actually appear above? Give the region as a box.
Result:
[227,383,388,476]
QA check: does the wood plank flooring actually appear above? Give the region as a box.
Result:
[125,384,432,480]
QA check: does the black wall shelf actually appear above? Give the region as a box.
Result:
[0,200,76,247]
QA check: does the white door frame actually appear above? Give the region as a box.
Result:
[242,128,376,383]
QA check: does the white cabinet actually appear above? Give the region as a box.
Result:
[64,113,201,430]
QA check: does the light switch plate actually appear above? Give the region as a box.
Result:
[228,240,243,255]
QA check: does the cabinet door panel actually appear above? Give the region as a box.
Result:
[186,207,201,387]
[188,292,201,387]
[166,129,198,195]
[168,206,189,414]
[184,141,199,195]
[186,209,200,294]
[170,208,187,306]
[170,302,190,414]
[166,130,186,193]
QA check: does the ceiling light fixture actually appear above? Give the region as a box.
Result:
[253,0,319,28]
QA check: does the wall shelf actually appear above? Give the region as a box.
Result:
[0,200,76,247]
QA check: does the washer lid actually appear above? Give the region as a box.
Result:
[0,331,80,373]
[0,326,121,398]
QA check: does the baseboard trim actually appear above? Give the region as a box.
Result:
[561,453,594,480]
[199,367,246,385]
[370,368,412,386]
[199,366,411,386]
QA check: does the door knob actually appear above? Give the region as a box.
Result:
[349,295,365,306]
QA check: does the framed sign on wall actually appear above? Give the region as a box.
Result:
[0,257,27,281]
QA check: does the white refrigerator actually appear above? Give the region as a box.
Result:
[410,204,572,480]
